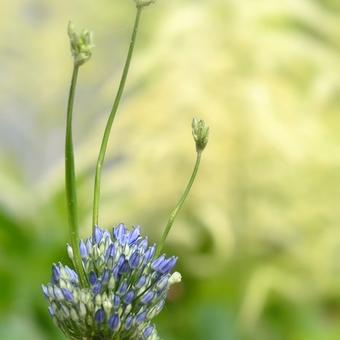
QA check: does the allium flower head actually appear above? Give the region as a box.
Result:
[42,224,180,340]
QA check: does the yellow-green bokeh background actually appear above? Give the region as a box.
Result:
[2,0,340,339]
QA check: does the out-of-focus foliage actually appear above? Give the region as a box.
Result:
[2,0,340,339]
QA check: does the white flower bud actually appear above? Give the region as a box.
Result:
[59,279,67,289]
[95,294,102,306]
[70,308,78,321]
[169,271,182,286]
[108,276,116,290]
[103,299,112,315]
[79,302,87,318]
[67,244,74,260]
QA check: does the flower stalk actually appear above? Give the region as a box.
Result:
[156,118,209,255]
[92,7,143,229]
[65,65,88,287]
[65,22,94,287]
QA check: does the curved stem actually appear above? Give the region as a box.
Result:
[65,65,88,287]
[92,7,143,230]
[157,151,202,256]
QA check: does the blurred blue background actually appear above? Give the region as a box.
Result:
[2,0,340,339]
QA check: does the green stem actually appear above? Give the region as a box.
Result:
[157,151,202,256]
[65,65,88,287]
[92,7,143,230]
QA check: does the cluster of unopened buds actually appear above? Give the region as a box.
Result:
[43,225,181,339]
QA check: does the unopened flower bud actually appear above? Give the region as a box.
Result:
[79,303,87,318]
[192,117,209,152]
[70,308,78,321]
[68,21,94,66]
[67,244,74,260]
[103,299,112,315]
[134,0,156,8]
[169,271,182,286]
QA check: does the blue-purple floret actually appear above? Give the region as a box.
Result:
[42,224,178,340]
[109,313,120,330]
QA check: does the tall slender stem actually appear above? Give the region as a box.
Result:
[65,65,88,287]
[157,151,202,256]
[92,7,143,229]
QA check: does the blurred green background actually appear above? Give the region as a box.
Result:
[2,0,340,339]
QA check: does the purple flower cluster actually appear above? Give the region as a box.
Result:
[42,224,180,340]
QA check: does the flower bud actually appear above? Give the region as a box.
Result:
[134,0,156,8]
[79,303,87,318]
[68,21,94,66]
[95,294,102,306]
[70,308,78,321]
[192,117,209,152]
[169,271,182,286]
[103,298,112,315]
[67,244,74,260]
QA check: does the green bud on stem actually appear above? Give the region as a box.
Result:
[156,118,209,255]
[192,117,209,153]
[68,22,94,66]
[134,0,156,8]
